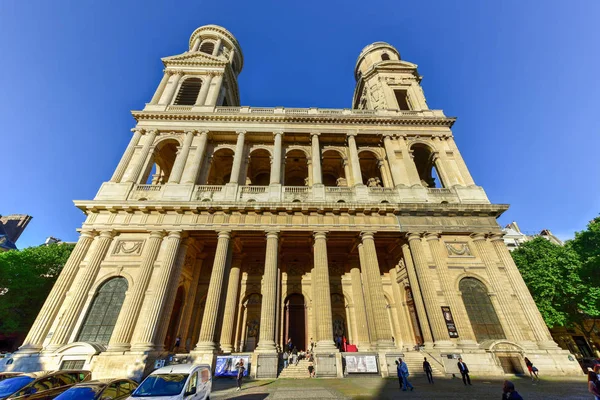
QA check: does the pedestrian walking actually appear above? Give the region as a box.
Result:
[235,358,245,391]
[283,350,289,369]
[588,371,600,400]
[397,358,414,392]
[423,357,434,384]
[501,380,523,400]
[457,357,471,386]
[174,336,181,350]
[308,353,315,378]
[287,338,293,352]
[524,357,539,382]
[292,346,299,365]
[310,337,315,352]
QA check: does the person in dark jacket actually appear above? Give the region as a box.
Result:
[502,380,523,400]
[457,357,471,386]
[423,357,433,383]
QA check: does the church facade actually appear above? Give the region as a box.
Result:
[8,25,580,378]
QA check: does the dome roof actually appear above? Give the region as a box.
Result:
[189,25,244,72]
[354,42,401,80]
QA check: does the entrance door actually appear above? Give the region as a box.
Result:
[285,294,306,350]
[496,353,524,374]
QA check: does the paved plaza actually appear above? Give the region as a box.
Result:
[211,375,589,399]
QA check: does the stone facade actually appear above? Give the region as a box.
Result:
[4,26,581,379]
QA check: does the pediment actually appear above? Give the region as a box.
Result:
[162,52,228,66]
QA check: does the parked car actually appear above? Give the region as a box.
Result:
[0,370,90,399]
[54,378,138,400]
[129,364,212,400]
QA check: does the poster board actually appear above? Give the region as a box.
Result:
[441,306,459,338]
[344,354,378,373]
[215,355,250,377]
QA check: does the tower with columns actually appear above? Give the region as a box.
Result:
[7,26,580,379]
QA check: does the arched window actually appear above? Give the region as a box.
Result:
[77,277,128,344]
[381,53,390,61]
[174,78,202,105]
[411,144,444,188]
[459,278,505,342]
[200,41,215,55]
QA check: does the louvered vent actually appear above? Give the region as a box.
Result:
[174,78,202,105]
[200,41,215,55]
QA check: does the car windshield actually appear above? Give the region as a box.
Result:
[53,386,101,400]
[131,374,188,397]
[0,376,34,397]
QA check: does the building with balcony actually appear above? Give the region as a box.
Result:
[7,25,580,378]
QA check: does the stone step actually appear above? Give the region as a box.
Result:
[401,352,445,376]
[278,360,312,378]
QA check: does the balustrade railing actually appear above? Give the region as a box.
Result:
[284,186,309,193]
[326,187,353,193]
[427,188,452,194]
[241,186,267,194]
[196,185,223,192]
[135,184,162,191]
[167,105,193,112]
[368,187,395,193]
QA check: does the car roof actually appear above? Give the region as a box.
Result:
[13,370,90,379]
[150,364,211,375]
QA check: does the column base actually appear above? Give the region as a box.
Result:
[193,341,219,353]
[129,343,164,353]
[255,341,277,354]
[457,339,479,349]
[105,343,131,353]
[537,340,560,350]
[432,340,455,349]
[220,344,234,354]
[315,340,338,353]
[17,344,43,354]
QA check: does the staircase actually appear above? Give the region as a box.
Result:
[402,352,445,376]
[278,360,311,379]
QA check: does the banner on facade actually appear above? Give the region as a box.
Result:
[344,355,378,373]
[441,306,459,338]
[214,355,250,377]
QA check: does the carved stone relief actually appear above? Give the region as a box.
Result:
[445,242,472,257]
[113,240,144,255]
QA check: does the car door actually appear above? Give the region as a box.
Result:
[115,380,136,399]
[98,382,119,400]
[51,373,77,398]
[10,376,55,400]
[198,368,211,400]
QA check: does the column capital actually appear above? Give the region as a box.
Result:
[164,69,175,76]
[424,232,441,241]
[166,230,183,240]
[360,231,376,241]
[131,127,145,134]
[175,70,185,76]
[217,230,232,240]
[347,131,358,138]
[149,231,167,239]
[197,130,210,136]
[273,130,284,137]
[145,129,159,136]
[79,230,96,240]
[265,230,280,239]
[313,231,328,241]
[98,230,117,239]
[185,129,198,135]
[406,232,423,241]
[310,131,320,137]
[470,233,487,242]
[235,130,246,136]
[488,233,505,243]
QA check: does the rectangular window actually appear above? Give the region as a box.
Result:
[60,360,85,370]
[394,90,411,110]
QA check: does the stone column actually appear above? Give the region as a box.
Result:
[219,257,243,353]
[490,235,557,347]
[168,130,195,183]
[343,160,351,186]
[177,257,204,352]
[107,231,165,351]
[347,133,363,185]
[270,131,283,184]
[349,257,371,349]
[182,131,209,184]
[47,230,115,351]
[360,232,394,349]
[377,160,393,188]
[129,231,184,351]
[195,74,213,106]
[150,70,172,105]
[206,73,223,106]
[20,231,96,351]
[257,231,279,353]
[229,131,246,184]
[212,39,222,56]
[407,233,451,346]
[425,233,476,345]
[110,129,143,183]
[382,134,405,187]
[159,71,183,106]
[126,129,158,184]
[312,232,337,352]
[358,244,377,349]
[311,133,322,185]
[401,243,433,345]
[194,231,232,352]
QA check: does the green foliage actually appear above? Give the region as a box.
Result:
[511,237,600,330]
[571,217,600,287]
[0,244,74,335]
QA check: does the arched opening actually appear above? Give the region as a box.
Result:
[284,149,309,186]
[459,278,505,342]
[77,277,128,345]
[242,293,262,352]
[411,144,444,188]
[405,287,423,345]
[381,53,390,61]
[246,149,271,186]
[322,150,347,187]
[206,148,234,185]
[174,78,202,105]
[284,294,306,351]
[141,139,179,185]
[164,286,185,351]
[359,150,384,187]
[199,41,215,55]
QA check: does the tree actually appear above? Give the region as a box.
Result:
[571,216,600,287]
[0,244,74,341]
[511,237,600,339]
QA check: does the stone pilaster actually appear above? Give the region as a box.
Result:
[191,38,201,52]
[47,230,115,351]
[110,129,143,183]
[160,71,183,105]
[206,73,223,106]
[195,74,213,106]
[107,231,165,351]
[20,231,96,352]
[382,134,405,187]
[150,70,172,105]
[229,131,246,184]
[168,130,195,183]
[360,232,394,349]
[256,231,279,353]
[219,256,243,353]
[312,231,337,352]
[126,129,157,184]
[212,39,222,56]
[425,233,476,346]
[311,133,322,185]
[347,133,363,186]
[490,234,557,348]
[407,233,451,346]
[401,243,433,346]
[194,231,231,353]
[270,131,283,184]
[130,231,183,351]
[182,131,209,184]
[349,257,371,349]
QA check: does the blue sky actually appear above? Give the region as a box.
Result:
[1,0,598,248]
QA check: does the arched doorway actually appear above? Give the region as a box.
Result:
[164,286,185,351]
[284,294,306,350]
[284,150,309,186]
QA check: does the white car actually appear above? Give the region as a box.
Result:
[128,364,212,400]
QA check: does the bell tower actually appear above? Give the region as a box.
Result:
[145,25,243,112]
[352,42,428,111]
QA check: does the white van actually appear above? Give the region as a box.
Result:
[129,364,212,400]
